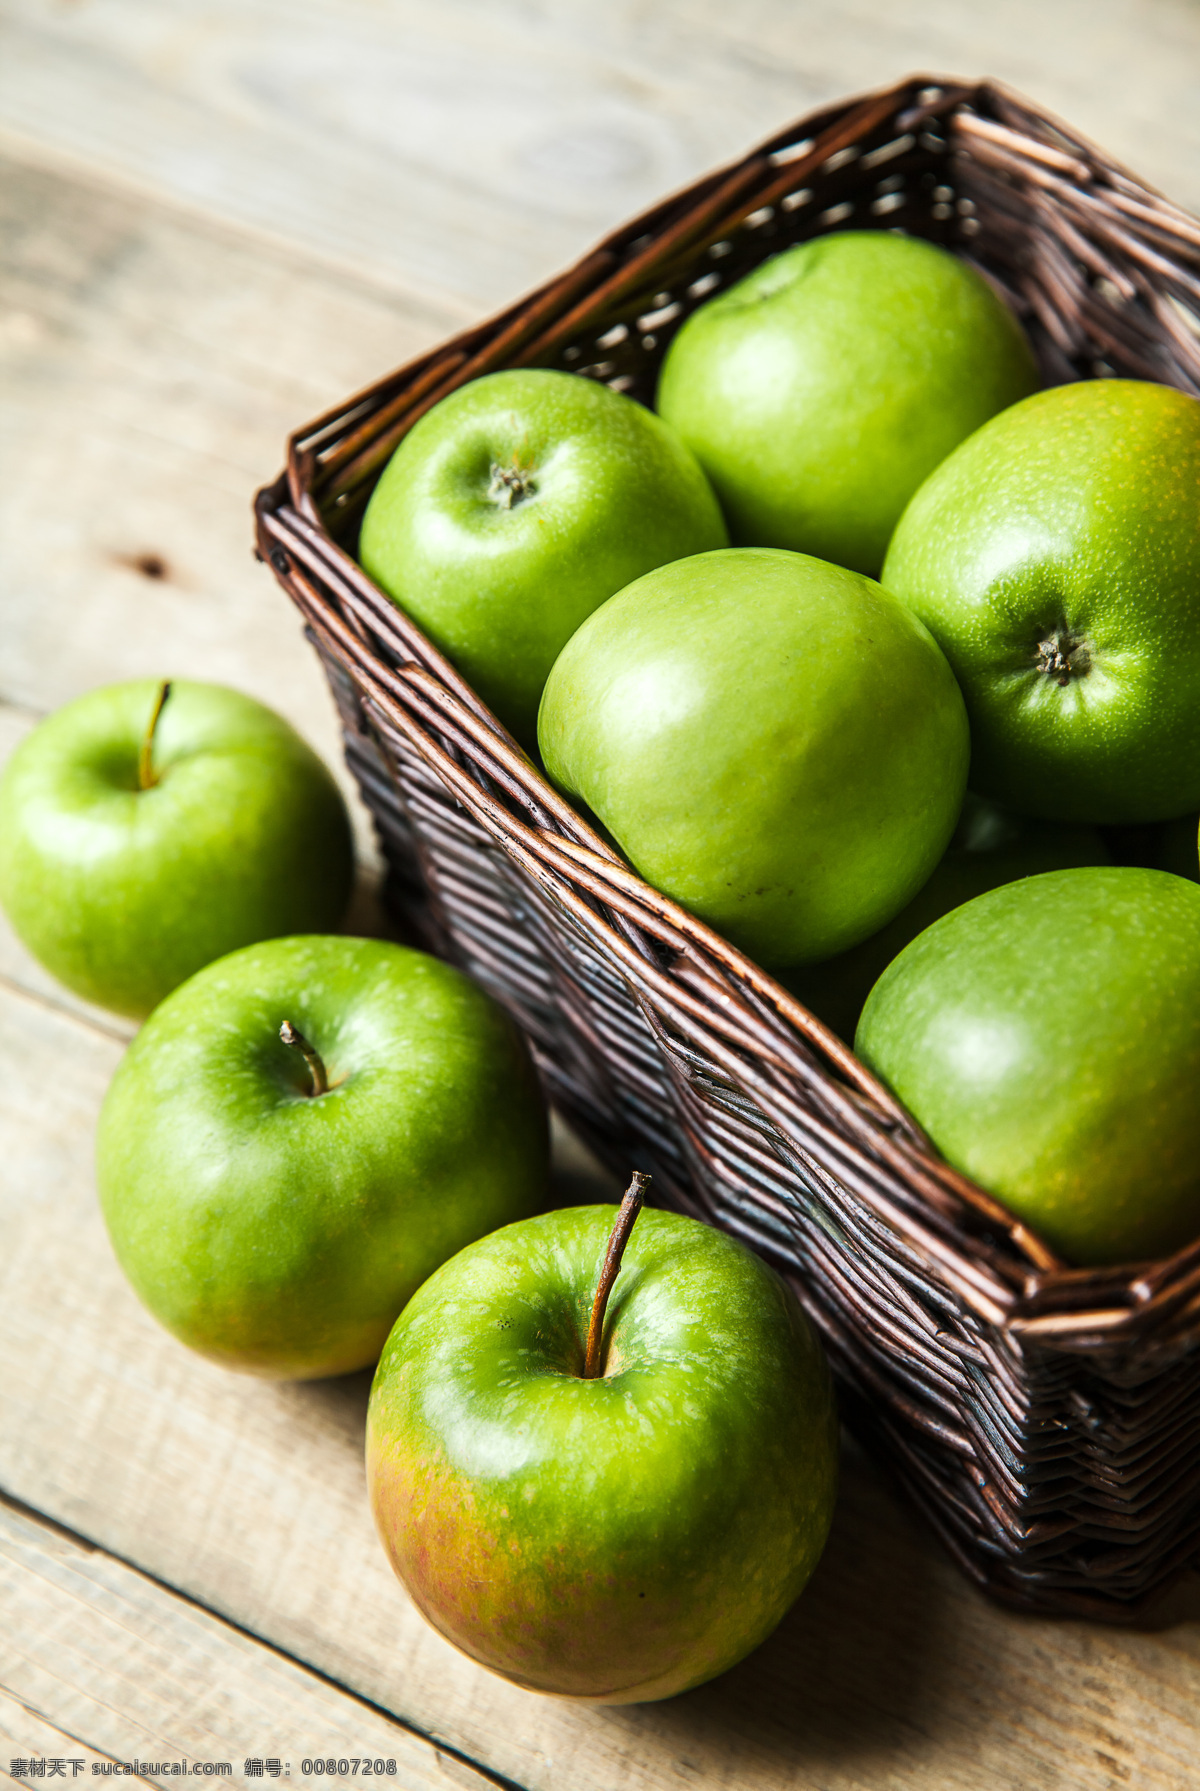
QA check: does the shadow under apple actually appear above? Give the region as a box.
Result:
[609,1432,949,1773]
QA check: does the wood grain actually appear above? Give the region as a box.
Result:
[0,147,447,787]
[0,1686,145,1783]
[1,0,1198,314]
[2,27,1200,1789]
[0,1499,504,1790]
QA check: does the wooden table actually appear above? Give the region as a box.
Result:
[2,6,1200,1786]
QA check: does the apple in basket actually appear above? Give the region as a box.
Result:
[856,866,1200,1266]
[656,230,1038,576]
[358,368,728,745]
[366,1179,839,1702]
[882,380,1200,824]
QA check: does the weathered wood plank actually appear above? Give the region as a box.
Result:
[0,0,1197,313]
[0,700,139,1040]
[2,53,1200,1791]
[0,1499,504,1791]
[0,697,390,1046]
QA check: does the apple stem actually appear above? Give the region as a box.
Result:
[1035,627,1091,687]
[583,1172,651,1379]
[487,461,536,509]
[279,1020,329,1097]
[137,680,172,790]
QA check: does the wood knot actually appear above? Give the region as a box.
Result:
[114,550,170,581]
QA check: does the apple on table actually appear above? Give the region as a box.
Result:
[97,934,549,1378]
[856,866,1200,1266]
[539,546,969,968]
[367,1175,839,1703]
[785,796,1111,1043]
[359,367,728,745]
[882,379,1200,824]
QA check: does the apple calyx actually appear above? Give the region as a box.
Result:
[1035,626,1091,688]
[279,1020,329,1097]
[137,681,172,790]
[487,460,537,510]
[583,1171,651,1379]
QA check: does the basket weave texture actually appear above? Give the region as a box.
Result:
[256,76,1200,1621]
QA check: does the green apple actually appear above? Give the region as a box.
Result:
[0,679,354,1019]
[538,547,969,967]
[656,230,1038,576]
[784,797,1109,1043]
[358,368,728,744]
[882,380,1200,823]
[96,934,548,1377]
[856,867,1200,1265]
[367,1198,837,1702]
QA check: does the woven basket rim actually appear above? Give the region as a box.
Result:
[256,71,1200,1356]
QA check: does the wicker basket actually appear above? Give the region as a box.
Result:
[255,75,1200,1621]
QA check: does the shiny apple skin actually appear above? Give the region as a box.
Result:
[656,231,1038,576]
[97,935,548,1377]
[882,380,1200,824]
[0,679,353,1018]
[538,547,969,967]
[367,1205,838,1703]
[856,867,1200,1266]
[358,369,727,744]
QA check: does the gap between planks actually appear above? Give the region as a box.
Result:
[0,1493,513,1791]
